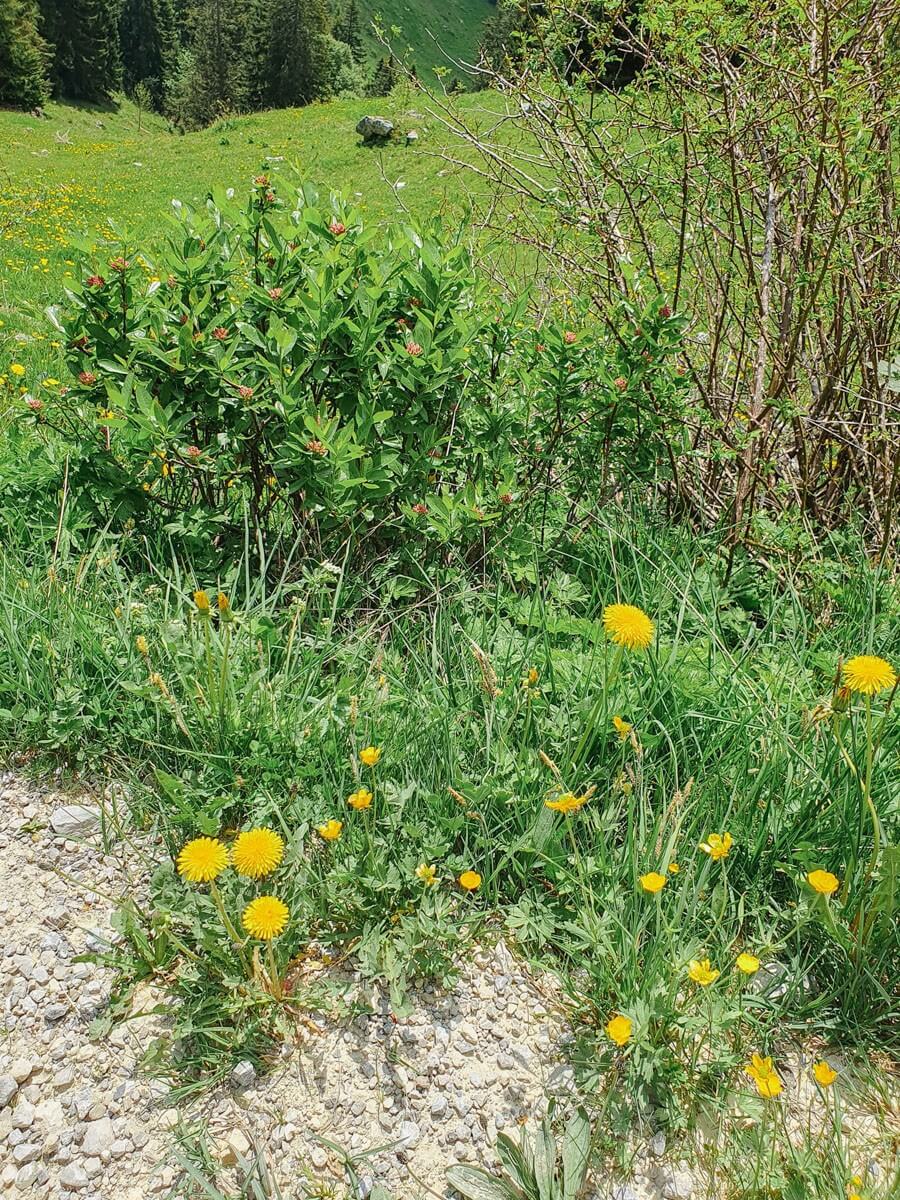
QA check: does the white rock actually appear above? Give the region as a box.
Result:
[397,1120,420,1149]
[230,1060,256,1089]
[218,1129,251,1166]
[0,1075,18,1107]
[661,1170,694,1199]
[9,1060,34,1083]
[81,1116,114,1156]
[11,1098,34,1129]
[59,1163,89,1190]
[49,805,101,837]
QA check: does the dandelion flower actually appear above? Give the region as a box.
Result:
[813,1060,837,1087]
[605,1014,632,1047]
[687,958,720,986]
[177,836,228,883]
[359,745,381,767]
[347,788,373,811]
[639,872,667,894]
[526,667,539,686]
[415,863,437,886]
[242,895,289,940]
[744,1054,783,1099]
[603,603,654,651]
[10,363,25,377]
[459,870,481,891]
[193,589,211,613]
[232,828,284,878]
[545,791,588,815]
[736,953,760,975]
[700,832,733,861]
[612,715,632,740]
[135,635,149,656]
[317,819,343,842]
[842,655,896,696]
[807,869,839,896]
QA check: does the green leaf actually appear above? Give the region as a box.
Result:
[445,1165,524,1200]
[561,1109,591,1200]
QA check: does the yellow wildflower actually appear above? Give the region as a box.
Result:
[699,832,733,860]
[602,603,654,651]
[232,828,284,878]
[347,788,373,811]
[193,589,211,613]
[135,635,149,656]
[359,745,381,767]
[687,958,719,986]
[612,715,632,740]
[807,869,839,896]
[813,1060,837,1087]
[842,655,896,696]
[176,837,228,883]
[415,863,438,886]
[545,791,588,815]
[744,1053,783,1098]
[242,895,289,940]
[735,953,760,975]
[458,870,481,891]
[639,872,667,894]
[10,363,25,377]
[605,1014,632,1047]
[317,819,343,842]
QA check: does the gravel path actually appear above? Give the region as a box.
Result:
[1,772,894,1199]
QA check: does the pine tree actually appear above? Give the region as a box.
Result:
[39,0,123,102]
[266,0,333,108]
[236,0,272,111]
[333,0,365,67]
[182,0,248,125]
[367,54,397,98]
[119,0,177,111]
[0,0,50,109]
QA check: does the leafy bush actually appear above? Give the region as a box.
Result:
[31,174,688,570]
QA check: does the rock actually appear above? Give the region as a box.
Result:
[356,115,394,142]
[0,1075,18,1107]
[59,1164,89,1190]
[310,1147,329,1170]
[81,1115,114,1156]
[660,1170,694,1199]
[612,1188,640,1200]
[218,1130,251,1166]
[396,1120,420,1150]
[11,1098,35,1129]
[650,1131,667,1157]
[14,1163,41,1190]
[10,1060,34,1084]
[406,130,419,145]
[49,805,101,837]
[12,1144,40,1166]
[230,1060,257,1090]
[45,1002,68,1023]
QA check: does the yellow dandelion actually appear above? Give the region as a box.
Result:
[807,869,839,896]
[177,836,228,883]
[700,832,733,861]
[347,788,373,811]
[545,791,588,815]
[842,655,896,696]
[317,819,343,841]
[10,363,25,377]
[602,603,654,651]
[193,589,211,613]
[135,635,149,656]
[736,952,760,975]
[232,828,284,878]
[812,1060,837,1087]
[605,1014,632,1047]
[359,745,381,767]
[639,872,667,894]
[415,863,438,886]
[687,958,720,986]
[744,1053,783,1099]
[612,715,632,740]
[242,895,289,940]
[459,870,482,891]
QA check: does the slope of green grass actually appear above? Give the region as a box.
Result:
[359,0,491,77]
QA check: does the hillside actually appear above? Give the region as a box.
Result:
[358,0,492,76]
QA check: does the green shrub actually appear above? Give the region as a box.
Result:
[32,174,688,570]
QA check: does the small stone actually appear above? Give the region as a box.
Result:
[13,1164,41,1190]
[310,1147,328,1170]
[230,1060,256,1089]
[81,1116,114,1156]
[49,805,101,837]
[0,1075,18,1107]
[159,1109,180,1131]
[396,1121,420,1150]
[650,1131,667,1157]
[12,1144,40,1166]
[660,1170,694,1199]
[429,1096,448,1117]
[218,1130,251,1166]
[9,1060,34,1084]
[612,1187,640,1200]
[11,1098,34,1129]
[59,1164,90,1190]
[45,1003,67,1023]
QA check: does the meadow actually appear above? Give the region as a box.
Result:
[0,69,898,1200]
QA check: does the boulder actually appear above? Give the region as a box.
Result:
[49,804,101,837]
[356,115,394,142]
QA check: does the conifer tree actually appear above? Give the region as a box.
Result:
[119,0,177,111]
[39,0,123,102]
[266,0,333,108]
[333,0,365,67]
[367,53,398,98]
[182,0,248,125]
[0,0,50,109]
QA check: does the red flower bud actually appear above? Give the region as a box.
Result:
[412,502,429,515]
[405,341,423,357]
[212,327,228,341]
[329,221,346,236]
[614,376,628,391]
[186,444,201,458]
[238,386,254,400]
[306,438,328,456]
[78,370,97,385]
[268,287,282,301]
[86,275,105,288]
[563,330,577,345]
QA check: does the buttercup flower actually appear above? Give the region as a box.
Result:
[177,837,228,883]
[415,863,437,886]
[687,958,719,986]
[603,603,654,651]
[545,792,588,815]
[605,1014,632,1047]
[813,1060,837,1087]
[459,870,481,891]
[242,895,289,940]
[612,715,632,740]
[745,1054,783,1099]
[807,869,839,896]
[736,953,760,975]
[359,746,381,767]
[639,872,667,894]
[700,832,733,861]
[232,828,284,878]
[668,862,679,874]
[347,788,373,811]
[317,820,343,842]
[842,655,896,696]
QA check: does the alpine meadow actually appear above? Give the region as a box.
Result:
[0,4,897,1200]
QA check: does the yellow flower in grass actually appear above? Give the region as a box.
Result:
[744,1053,783,1099]
[193,589,211,613]
[605,1014,632,1047]
[545,791,588,815]
[359,745,381,767]
[177,836,228,883]
[699,832,733,861]
[459,870,481,891]
[736,953,760,975]
[807,869,839,896]
[232,828,284,878]
[813,1060,837,1087]
[687,958,719,986]
[242,895,289,940]
[415,863,438,886]
[602,603,654,651]
[347,788,373,811]
[317,819,343,842]
[135,635,149,656]
[612,715,632,740]
[639,872,667,894]
[668,862,680,874]
[10,363,25,377]
[842,655,896,696]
